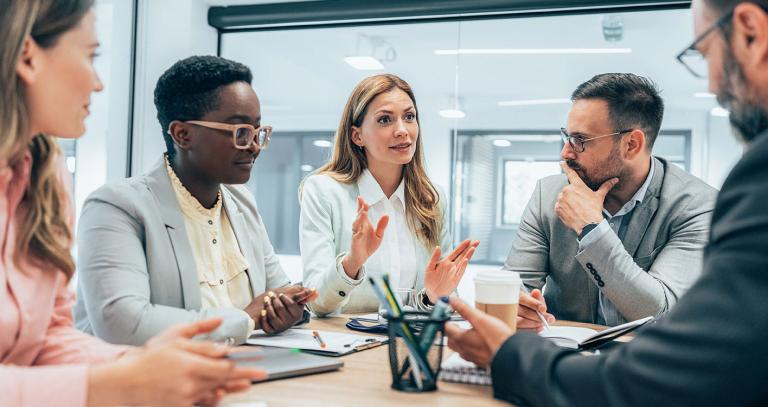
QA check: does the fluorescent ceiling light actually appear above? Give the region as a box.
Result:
[710,107,730,117]
[300,164,314,172]
[498,98,571,107]
[434,48,632,55]
[439,109,466,119]
[343,56,384,70]
[694,92,716,98]
[486,135,561,143]
[313,140,333,148]
[492,139,512,147]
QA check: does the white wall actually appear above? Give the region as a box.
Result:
[131,0,218,175]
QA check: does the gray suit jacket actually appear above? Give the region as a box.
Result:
[503,157,718,324]
[490,132,768,407]
[73,158,290,345]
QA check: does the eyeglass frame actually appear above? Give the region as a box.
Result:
[560,127,634,153]
[176,120,273,150]
[675,8,735,78]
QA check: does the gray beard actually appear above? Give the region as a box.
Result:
[718,44,768,144]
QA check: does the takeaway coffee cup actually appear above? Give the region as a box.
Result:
[474,270,522,332]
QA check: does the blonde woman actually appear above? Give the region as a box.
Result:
[0,1,262,406]
[300,74,479,316]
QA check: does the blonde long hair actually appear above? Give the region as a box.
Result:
[0,0,94,279]
[316,74,443,249]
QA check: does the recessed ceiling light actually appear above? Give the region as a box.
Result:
[434,48,632,55]
[694,92,716,98]
[439,109,466,119]
[343,56,384,70]
[313,140,333,148]
[498,98,571,107]
[300,164,314,172]
[492,139,512,147]
[710,107,730,117]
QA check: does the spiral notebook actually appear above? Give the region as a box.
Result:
[438,353,492,386]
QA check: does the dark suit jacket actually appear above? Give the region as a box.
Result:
[490,131,768,406]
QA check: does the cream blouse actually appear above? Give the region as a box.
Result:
[165,159,255,329]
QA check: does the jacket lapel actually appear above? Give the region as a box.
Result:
[145,158,201,309]
[222,188,260,295]
[621,157,664,257]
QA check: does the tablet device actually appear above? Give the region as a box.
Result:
[227,347,343,381]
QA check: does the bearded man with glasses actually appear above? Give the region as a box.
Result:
[503,73,717,329]
[74,56,317,346]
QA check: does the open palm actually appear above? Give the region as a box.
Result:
[424,239,480,303]
[343,196,389,278]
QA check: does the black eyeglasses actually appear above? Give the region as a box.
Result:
[560,128,633,153]
[676,9,734,79]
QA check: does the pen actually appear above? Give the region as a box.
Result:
[312,330,327,348]
[536,309,551,330]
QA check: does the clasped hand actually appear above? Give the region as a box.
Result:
[244,284,318,334]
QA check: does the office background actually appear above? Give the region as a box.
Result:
[71,0,740,288]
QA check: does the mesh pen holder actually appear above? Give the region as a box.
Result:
[384,311,448,392]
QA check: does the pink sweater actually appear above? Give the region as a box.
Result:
[0,151,128,407]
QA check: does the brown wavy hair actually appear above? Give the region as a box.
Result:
[315,74,443,249]
[0,0,94,279]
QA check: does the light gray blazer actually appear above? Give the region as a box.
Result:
[73,158,290,345]
[503,157,718,324]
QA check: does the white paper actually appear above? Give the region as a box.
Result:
[538,326,598,349]
[247,328,387,354]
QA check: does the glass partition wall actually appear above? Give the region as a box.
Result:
[220,6,739,264]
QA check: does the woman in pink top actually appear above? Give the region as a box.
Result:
[0,1,265,406]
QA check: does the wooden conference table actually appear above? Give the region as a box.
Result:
[221,315,607,407]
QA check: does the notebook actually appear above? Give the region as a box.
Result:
[227,347,343,381]
[539,316,654,350]
[246,328,388,356]
[438,353,491,386]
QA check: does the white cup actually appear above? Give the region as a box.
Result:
[474,271,521,332]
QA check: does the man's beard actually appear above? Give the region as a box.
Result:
[717,44,768,144]
[566,144,625,191]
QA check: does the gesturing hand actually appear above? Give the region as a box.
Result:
[342,196,389,279]
[555,161,617,235]
[445,297,513,369]
[423,239,480,303]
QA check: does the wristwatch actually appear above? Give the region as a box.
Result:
[578,222,600,240]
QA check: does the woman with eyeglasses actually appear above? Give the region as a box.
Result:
[73,55,317,347]
[0,1,265,406]
[300,74,479,315]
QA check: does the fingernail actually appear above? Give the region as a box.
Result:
[261,309,267,317]
[264,296,271,304]
[268,291,276,298]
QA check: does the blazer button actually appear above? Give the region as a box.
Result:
[338,291,346,297]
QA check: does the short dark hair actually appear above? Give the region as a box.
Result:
[154,55,253,159]
[571,73,664,150]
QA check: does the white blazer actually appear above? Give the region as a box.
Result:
[299,171,451,316]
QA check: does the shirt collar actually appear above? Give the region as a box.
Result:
[608,157,655,217]
[357,169,405,205]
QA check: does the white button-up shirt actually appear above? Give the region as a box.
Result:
[355,169,418,290]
